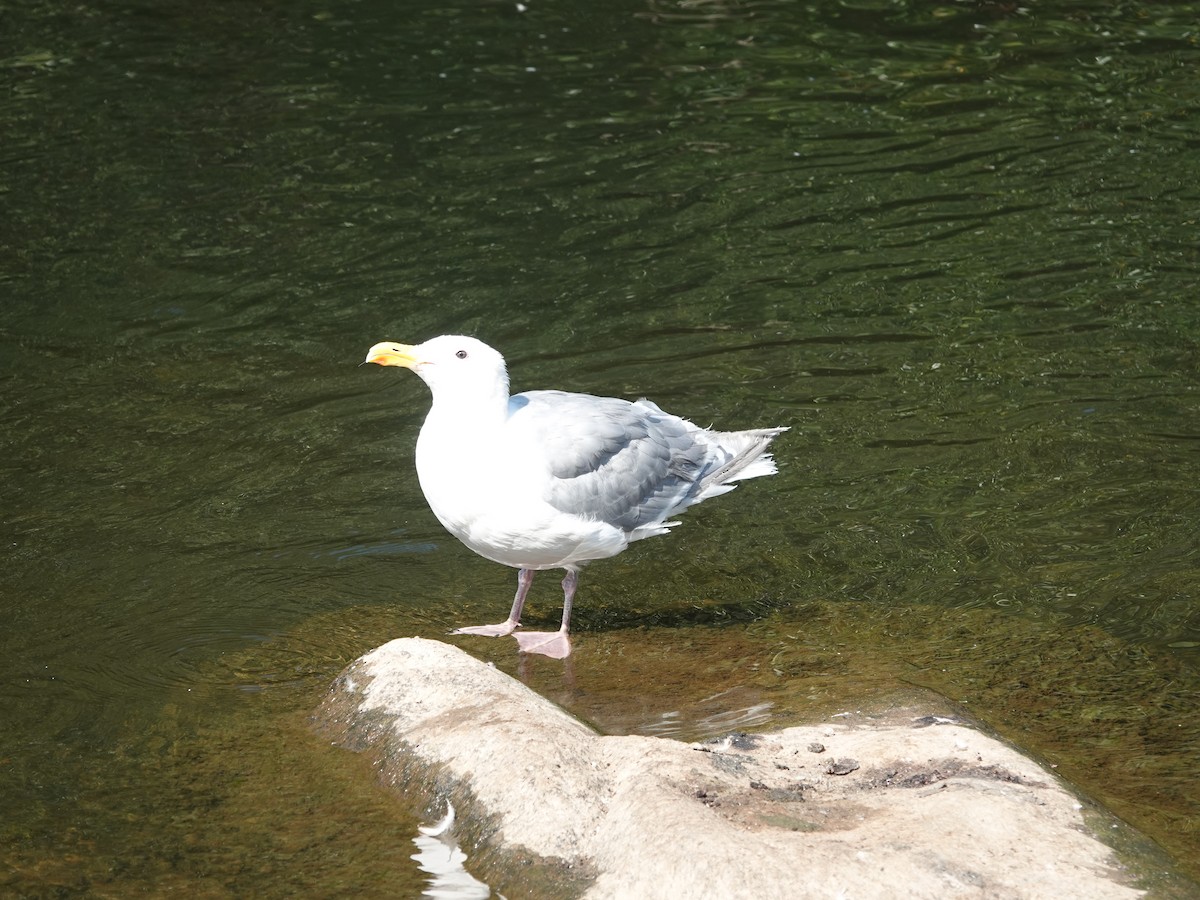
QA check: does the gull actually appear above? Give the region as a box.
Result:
[365,335,787,659]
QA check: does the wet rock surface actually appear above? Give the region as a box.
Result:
[317,638,1147,899]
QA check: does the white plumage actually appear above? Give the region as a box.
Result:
[365,335,787,658]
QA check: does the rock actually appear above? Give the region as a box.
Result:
[822,756,860,776]
[317,638,1144,899]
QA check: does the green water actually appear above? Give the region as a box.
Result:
[3,0,1199,894]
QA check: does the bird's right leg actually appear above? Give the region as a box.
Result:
[512,569,575,659]
[450,567,533,637]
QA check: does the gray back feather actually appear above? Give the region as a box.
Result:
[510,390,714,532]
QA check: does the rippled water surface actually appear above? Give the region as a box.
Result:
[4,0,1200,894]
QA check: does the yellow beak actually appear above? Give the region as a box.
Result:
[364,342,419,368]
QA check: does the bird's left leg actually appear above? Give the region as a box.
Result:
[513,569,576,659]
[451,568,533,637]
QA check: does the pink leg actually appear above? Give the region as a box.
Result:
[513,569,576,659]
[451,568,534,637]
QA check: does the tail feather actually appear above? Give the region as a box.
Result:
[698,426,788,495]
[627,424,788,542]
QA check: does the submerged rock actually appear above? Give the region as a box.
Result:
[317,638,1145,899]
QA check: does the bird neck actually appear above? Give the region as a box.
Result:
[427,379,511,432]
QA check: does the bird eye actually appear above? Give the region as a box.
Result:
[455,350,468,359]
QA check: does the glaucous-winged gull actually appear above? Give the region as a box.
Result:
[365,335,787,659]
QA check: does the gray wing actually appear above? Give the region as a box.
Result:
[509,390,711,532]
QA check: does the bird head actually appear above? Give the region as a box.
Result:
[364,335,510,404]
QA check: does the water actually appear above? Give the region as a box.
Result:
[3,0,1199,894]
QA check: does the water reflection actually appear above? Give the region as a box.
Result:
[412,803,494,900]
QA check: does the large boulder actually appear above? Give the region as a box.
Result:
[317,637,1143,899]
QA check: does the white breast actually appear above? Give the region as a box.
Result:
[414,412,629,570]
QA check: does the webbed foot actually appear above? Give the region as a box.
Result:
[450,619,519,638]
[513,630,571,659]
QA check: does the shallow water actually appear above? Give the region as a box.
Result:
[3,0,1200,894]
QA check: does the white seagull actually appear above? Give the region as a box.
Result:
[365,335,787,659]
